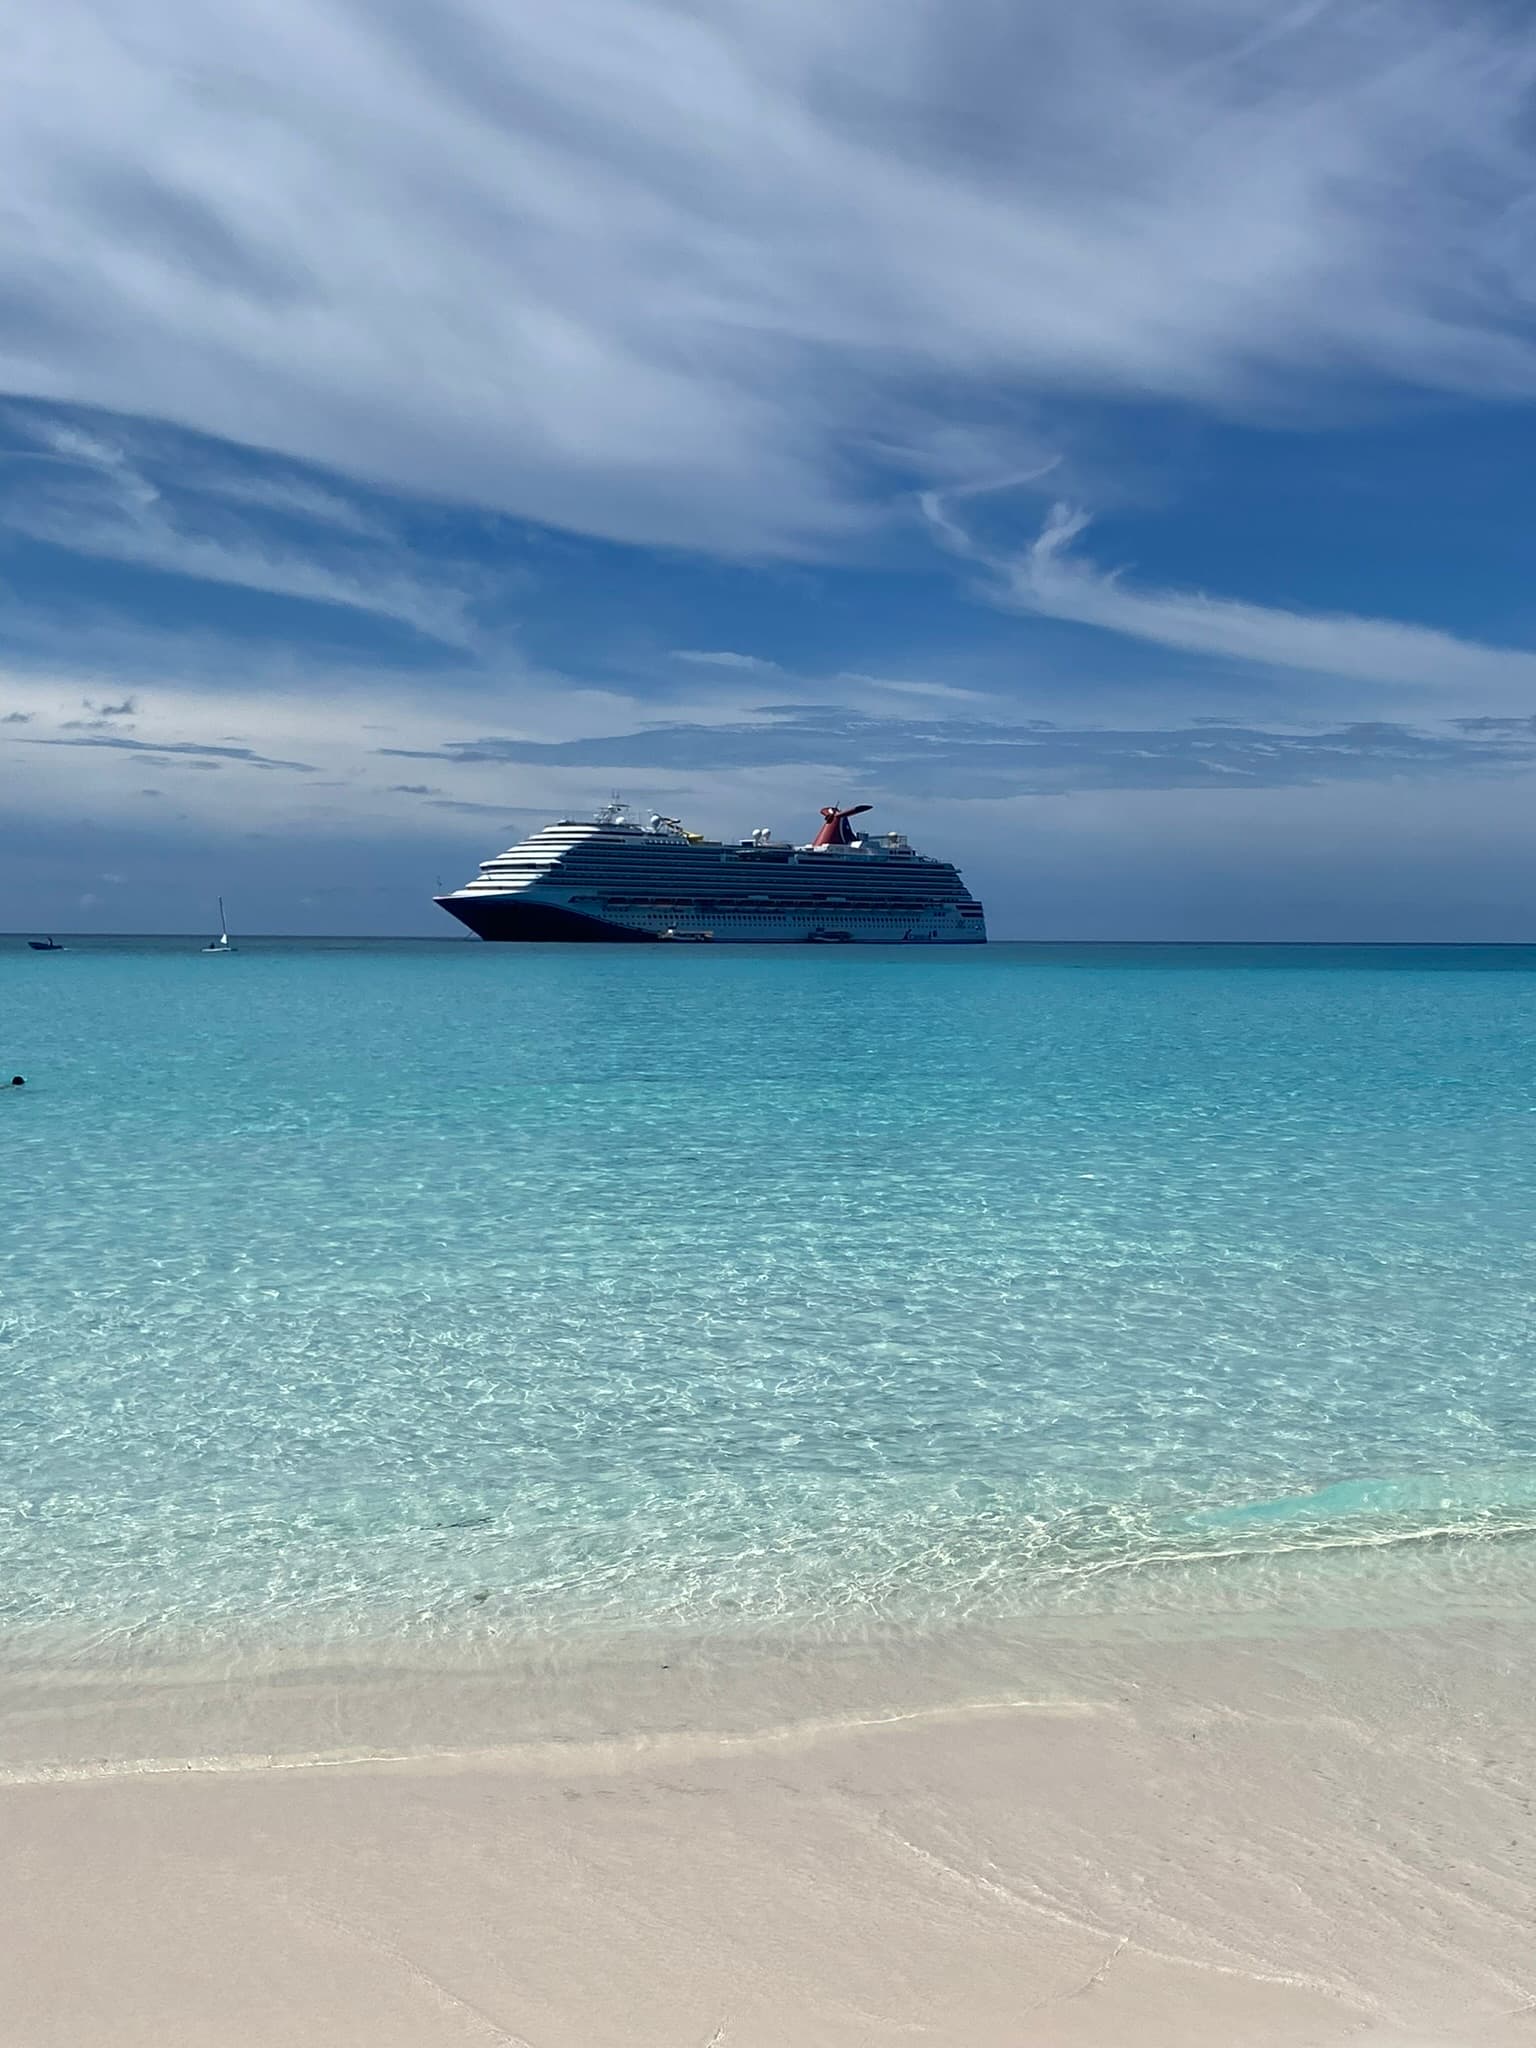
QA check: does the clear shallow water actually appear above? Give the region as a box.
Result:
[5,938,1536,1663]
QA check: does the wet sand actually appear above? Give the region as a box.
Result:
[2,1615,1533,2045]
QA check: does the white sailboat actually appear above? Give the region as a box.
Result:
[202,898,236,953]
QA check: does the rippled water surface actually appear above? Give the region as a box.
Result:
[5,939,1536,1656]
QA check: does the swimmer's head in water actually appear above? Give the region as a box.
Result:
[9,1076,22,1087]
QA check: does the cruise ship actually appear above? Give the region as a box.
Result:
[435,801,987,944]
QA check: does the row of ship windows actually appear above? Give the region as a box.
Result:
[487,853,939,870]
[610,905,987,921]
[476,869,959,894]
[475,881,964,905]
[481,872,950,888]
[634,921,958,929]
[588,900,964,913]
[466,900,976,923]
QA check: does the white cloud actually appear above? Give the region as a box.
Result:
[671,650,783,672]
[182,470,395,540]
[6,1,1536,552]
[675,651,1000,707]
[925,492,1536,697]
[837,672,994,705]
[2,419,480,644]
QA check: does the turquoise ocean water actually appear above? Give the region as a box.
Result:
[5,939,1536,1665]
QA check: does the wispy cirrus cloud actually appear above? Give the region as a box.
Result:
[176,467,396,540]
[0,417,485,647]
[8,1,1536,552]
[671,650,784,673]
[923,492,1536,697]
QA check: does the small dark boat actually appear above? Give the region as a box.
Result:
[27,937,62,952]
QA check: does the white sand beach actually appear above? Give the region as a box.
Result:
[3,1615,1532,2046]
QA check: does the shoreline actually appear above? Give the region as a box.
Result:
[6,1524,1536,1778]
[3,1610,1533,2044]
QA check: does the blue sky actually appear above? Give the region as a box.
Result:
[8,0,1536,937]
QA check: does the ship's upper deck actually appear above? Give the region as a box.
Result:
[447,802,976,905]
[538,801,939,860]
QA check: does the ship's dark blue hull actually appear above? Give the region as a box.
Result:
[435,897,659,942]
